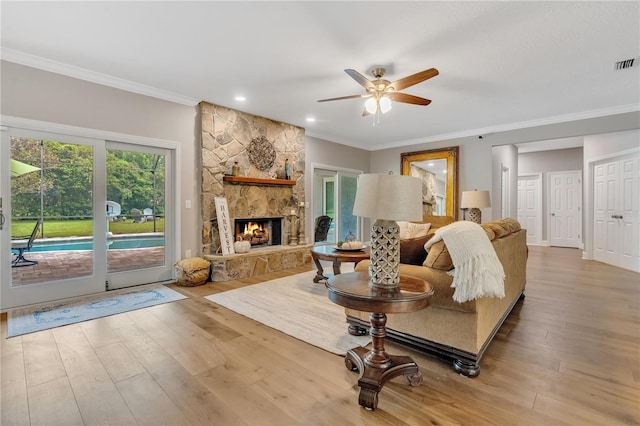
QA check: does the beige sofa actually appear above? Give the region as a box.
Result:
[347,218,527,377]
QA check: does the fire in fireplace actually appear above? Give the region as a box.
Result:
[234,217,283,246]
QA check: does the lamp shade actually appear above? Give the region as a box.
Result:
[460,190,491,209]
[353,173,422,221]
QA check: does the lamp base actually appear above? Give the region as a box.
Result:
[369,219,400,288]
[467,208,482,224]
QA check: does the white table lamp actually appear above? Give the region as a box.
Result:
[460,190,491,224]
[353,173,422,288]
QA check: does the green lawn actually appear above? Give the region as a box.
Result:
[11,219,165,239]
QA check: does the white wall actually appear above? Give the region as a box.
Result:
[0,61,199,257]
[583,129,639,160]
[491,144,518,221]
[519,147,584,173]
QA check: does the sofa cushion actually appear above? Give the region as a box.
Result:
[498,218,521,233]
[400,234,433,266]
[398,221,431,239]
[480,224,496,241]
[423,240,454,271]
[483,222,509,239]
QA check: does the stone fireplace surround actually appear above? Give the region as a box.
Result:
[199,102,312,281]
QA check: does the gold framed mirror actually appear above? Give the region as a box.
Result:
[400,146,459,220]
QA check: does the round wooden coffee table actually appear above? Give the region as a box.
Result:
[326,272,433,410]
[311,245,370,283]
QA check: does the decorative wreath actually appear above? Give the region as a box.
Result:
[247,136,276,171]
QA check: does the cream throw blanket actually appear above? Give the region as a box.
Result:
[425,221,505,303]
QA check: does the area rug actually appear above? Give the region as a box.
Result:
[7,285,186,337]
[205,271,370,355]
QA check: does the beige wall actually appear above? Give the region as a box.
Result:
[370,138,492,221]
[518,147,584,241]
[1,61,200,258]
[3,60,638,259]
[303,135,370,239]
[369,115,640,223]
[491,144,518,221]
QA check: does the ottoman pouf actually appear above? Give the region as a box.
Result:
[175,257,210,286]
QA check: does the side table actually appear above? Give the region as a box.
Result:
[326,271,433,410]
[311,245,370,283]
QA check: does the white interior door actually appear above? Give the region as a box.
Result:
[548,171,582,248]
[619,156,640,271]
[517,174,542,245]
[595,154,640,271]
[594,161,621,265]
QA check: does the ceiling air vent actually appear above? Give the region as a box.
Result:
[613,57,637,70]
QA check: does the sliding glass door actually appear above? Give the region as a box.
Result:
[2,130,106,308]
[312,167,362,245]
[1,127,175,309]
[105,142,174,290]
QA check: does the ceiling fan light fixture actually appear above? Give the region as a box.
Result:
[379,97,392,114]
[364,97,378,114]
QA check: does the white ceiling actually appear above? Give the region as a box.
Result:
[1,1,638,151]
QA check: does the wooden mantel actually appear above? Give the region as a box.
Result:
[223,176,296,186]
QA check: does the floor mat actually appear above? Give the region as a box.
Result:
[7,284,186,337]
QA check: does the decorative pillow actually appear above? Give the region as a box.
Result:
[423,240,454,271]
[397,221,410,239]
[400,235,433,266]
[397,222,431,239]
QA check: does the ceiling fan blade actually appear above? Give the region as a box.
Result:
[344,69,376,90]
[387,68,439,91]
[362,108,372,117]
[317,94,369,102]
[386,92,432,106]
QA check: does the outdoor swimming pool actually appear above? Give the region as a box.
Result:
[29,235,165,252]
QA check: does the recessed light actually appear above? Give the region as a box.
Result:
[305,117,316,122]
[234,96,246,101]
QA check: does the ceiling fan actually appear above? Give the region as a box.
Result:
[318,67,439,120]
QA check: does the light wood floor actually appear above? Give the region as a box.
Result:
[1,246,638,425]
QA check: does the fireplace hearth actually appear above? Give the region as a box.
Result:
[234,217,283,246]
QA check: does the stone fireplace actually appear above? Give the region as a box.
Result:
[199,101,312,281]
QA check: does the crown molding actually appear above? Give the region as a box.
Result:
[1,48,200,107]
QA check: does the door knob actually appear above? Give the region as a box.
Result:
[551,213,555,216]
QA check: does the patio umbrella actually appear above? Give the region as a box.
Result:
[11,159,40,177]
